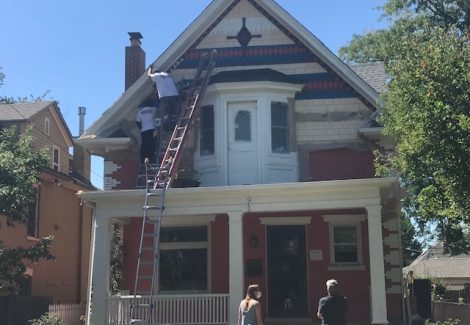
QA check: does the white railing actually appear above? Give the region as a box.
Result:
[107,294,229,325]
[49,303,86,325]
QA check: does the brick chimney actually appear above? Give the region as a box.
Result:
[125,32,145,90]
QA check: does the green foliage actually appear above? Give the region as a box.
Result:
[0,237,54,295]
[431,278,448,300]
[401,213,423,265]
[340,0,470,255]
[382,26,470,253]
[424,319,461,325]
[110,223,123,295]
[0,126,48,225]
[28,313,65,325]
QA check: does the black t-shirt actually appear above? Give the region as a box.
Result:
[317,294,348,325]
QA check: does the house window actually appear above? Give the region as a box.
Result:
[200,105,214,156]
[52,146,60,172]
[44,118,50,135]
[323,214,365,269]
[27,190,39,238]
[271,102,289,153]
[333,226,359,263]
[159,226,208,292]
[235,110,251,141]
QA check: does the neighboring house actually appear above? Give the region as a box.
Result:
[78,1,403,324]
[0,101,94,303]
[404,242,470,290]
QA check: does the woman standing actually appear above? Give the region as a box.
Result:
[238,284,264,325]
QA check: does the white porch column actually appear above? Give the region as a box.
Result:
[228,211,244,325]
[87,212,112,325]
[366,205,389,325]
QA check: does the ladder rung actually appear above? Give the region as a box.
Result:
[143,205,161,210]
[141,247,154,252]
[146,194,162,199]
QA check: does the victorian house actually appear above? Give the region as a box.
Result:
[78,1,402,324]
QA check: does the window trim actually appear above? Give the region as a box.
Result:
[322,214,365,270]
[44,117,50,136]
[158,225,211,294]
[52,145,60,172]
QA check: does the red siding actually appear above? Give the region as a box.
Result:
[211,214,229,293]
[309,148,375,181]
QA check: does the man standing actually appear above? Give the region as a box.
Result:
[317,279,348,325]
[136,99,157,164]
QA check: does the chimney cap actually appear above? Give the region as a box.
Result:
[128,32,143,40]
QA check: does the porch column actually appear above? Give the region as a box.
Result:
[228,211,244,325]
[87,212,112,325]
[366,205,389,325]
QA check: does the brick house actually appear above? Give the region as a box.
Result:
[78,1,403,324]
[0,101,94,303]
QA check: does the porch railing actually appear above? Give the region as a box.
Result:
[107,294,229,325]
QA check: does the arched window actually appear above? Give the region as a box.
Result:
[235,110,251,141]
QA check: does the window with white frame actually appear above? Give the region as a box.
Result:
[333,226,359,263]
[271,102,289,153]
[200,105,215,156]
[52,146,60,172]
[44,118,50,135]
[159,226,208,292]
[323,214,365,266]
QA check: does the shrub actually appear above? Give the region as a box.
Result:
[425,319,461,325]
[28,313,65,325]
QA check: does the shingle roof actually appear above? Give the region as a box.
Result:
[349,61,387,94]
[403,242,470,279]
[0,101,54,121]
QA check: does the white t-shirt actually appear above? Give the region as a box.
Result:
[150,72,178,98]
[136,106,156,132]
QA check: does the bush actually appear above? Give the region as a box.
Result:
[425,319,461,325]
[28,313,65,325]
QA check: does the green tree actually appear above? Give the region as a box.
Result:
[0,237,54,295]
[340,1,470,254]
[0,127,48,225]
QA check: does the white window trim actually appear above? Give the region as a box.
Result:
[52,145,60,171]
[260,216,312,225]
[158,225,211,294]
[322,214,366,271]
[44,117,50,135]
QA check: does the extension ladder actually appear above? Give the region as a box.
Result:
[155,49,217,189]
[130,49,217,325]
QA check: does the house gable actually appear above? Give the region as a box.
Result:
[80,0,379,141]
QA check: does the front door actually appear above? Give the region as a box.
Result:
[267,225,308,318]
[227,101,258,185]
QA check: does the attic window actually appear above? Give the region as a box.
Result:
[45,118,50,136]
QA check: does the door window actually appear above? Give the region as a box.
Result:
[234,110,251,141]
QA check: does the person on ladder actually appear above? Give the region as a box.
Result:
[147,67,179,132]
[136,98,158,164]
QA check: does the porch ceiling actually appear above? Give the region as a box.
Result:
[79,177,400,219]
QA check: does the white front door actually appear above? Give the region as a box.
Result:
[227,101,258,185]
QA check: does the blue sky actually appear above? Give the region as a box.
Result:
[0,0,387,189]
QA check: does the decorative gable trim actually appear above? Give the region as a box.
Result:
[80,0,380,141]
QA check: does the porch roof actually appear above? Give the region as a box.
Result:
[79,177,400,219]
